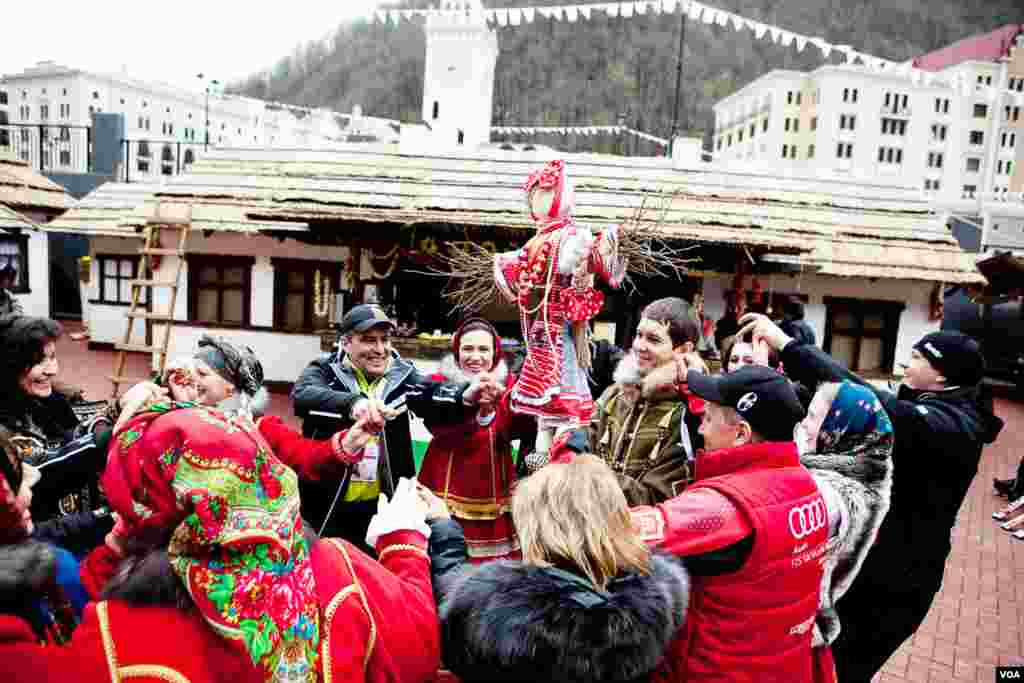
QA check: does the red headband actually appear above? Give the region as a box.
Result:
[522,160,565,221]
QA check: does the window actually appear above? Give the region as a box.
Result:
[1002,132,1017,148]
[738,130,744,142]
[137,141,151,158]
[969,130,984,146]
[824,298,903,373]
[997,160,1013,175]
[965,157,981,173]
[0,90,6,106]
[842,88,858,103]
[839,114,856,131]
[727,134,732,147]
[962,184,977,198]
[836,142,853,159]
[272,260,341,332]
[0,235,29,293]
[749,123,756,137]
[183,149,195,166]
[881,118,907,136]
[39,105,48,121]
[784,118,790,132]
[781,144,789,158]
[432,101,439,119]
[762,118,768,132]
[188,256,253,327]
[924,179,941,191]
[95,255,146,305]
[1005,106,1021,122]
[793,118,800,132]
[787,91,794,105]
[808,144,815,159]
[931,124,948,142]
[92,91,99,99]
[796,92,802,105]
[974,103,988,118]
[927,152,944,169]
[810,116,817,131]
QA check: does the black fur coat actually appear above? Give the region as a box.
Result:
[436,526,689,683]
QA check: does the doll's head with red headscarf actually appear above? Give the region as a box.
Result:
[523,159,575,224]
[0,426,39,542]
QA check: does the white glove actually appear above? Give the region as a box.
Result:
[365,478,430,549]
[557,229,596,275]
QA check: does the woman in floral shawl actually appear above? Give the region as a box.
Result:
[0,369,441,682]
[794,381,895,683]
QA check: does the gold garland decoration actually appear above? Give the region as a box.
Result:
[314,269,333,318]
[368,248,398,280]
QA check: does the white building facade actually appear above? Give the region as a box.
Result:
[0,61,347,177]
[712,31,1024,204]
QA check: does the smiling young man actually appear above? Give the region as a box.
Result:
[291,304,493,546]
[737,314,1004,683]
[589,297,704,505]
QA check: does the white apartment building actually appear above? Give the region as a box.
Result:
[0,61,347,177]
[712,26,1024,251]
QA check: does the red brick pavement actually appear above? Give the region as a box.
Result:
[54,327,1024,682]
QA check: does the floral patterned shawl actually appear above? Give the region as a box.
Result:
[815,382,894,460]
[103,402,319,681]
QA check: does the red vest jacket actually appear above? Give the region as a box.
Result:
[640,441,828,683]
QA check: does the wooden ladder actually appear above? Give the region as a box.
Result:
[110,203,192,399]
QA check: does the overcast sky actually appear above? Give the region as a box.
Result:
[1,0,383,91]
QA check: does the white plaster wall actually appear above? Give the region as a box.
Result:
[12,231,51,317]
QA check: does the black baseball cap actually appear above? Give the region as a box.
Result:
[687,365,805,442]
[338,304,395,336]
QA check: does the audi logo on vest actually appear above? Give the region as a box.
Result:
[788,499,826,540]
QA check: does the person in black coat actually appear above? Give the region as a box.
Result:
[423,455,689,683]
[738,314,1003,683]
[0,316,113,530]
[778,297,817,347]
[291,305,495,547]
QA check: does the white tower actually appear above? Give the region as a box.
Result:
[421,0,498,149]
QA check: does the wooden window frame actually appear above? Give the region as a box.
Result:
[0,232,30,294]
[187,255,253,327]
[271,258,341,333]
[93,254,147,306]
[823,297,904,373]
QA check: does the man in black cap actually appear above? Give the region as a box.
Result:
[737,314,1004,683]
[630,365,830,683]
[291,304,497,547]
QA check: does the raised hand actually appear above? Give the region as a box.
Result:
[737,313,794,354]
[340,408,386,456]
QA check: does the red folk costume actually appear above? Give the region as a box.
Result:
[493,160,625,437]
[419,320,532,563]
[0,403,440,683]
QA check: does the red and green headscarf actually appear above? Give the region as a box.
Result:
[103,402,320,680]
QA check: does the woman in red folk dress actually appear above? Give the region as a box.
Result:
[419,319,534,563]
[0,337,440,683]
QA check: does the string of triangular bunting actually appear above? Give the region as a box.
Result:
[365,1,1023,97]
[492,124,669,146]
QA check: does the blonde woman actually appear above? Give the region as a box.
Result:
[422,455,689,683]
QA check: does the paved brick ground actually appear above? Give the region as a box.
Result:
[55,326,1024,682]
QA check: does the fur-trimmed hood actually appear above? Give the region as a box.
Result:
[439,554,689,683]
[437,353,509,387]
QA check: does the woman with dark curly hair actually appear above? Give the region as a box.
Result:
[0,316,113,538]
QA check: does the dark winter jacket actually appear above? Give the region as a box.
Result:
[428,519,689,683]
[291,350,472,537]
[0,393,111,523]
[0,290,22,317]
[780,317,816,347]
[33,509,115,559]
[781,341,1004,586]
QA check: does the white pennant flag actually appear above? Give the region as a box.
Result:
[401,9,414,20]
[663,0,678,13]
[635,1,646,15]
[779,31,795,47]
[731,14,745,31]
[602,2,618,17]
[621,3,634,18]
[509,8,521,25]
[716,11,730,27]
[767,26,780,43]
[810,38,831,58]
[566,5,579,21]
[742,18,757,32]
[794,35,807,52]
[497,9,508,26]
[374,10,386,23]
[580,6,591,19]
[702,7,717,24]
[688,1,703,21]
[522,7,535,22]
[754,22,767,39]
